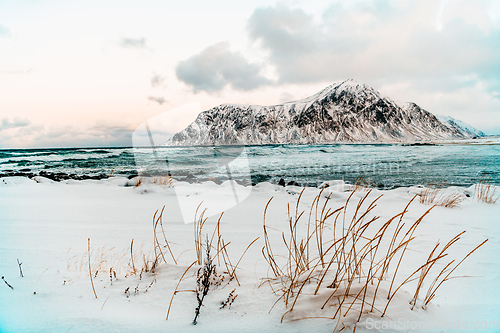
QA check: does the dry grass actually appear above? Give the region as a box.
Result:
[352,175,375,192]
[423,238,488,306]
[166,202,259,322]
[418,182,443,205]
[194,202,259,286]
[88,238,98,298]
[193,203,208,265]
[437,192,466,208]
[133,177,142,188]
[261,188,487,331]
[133,174,175,188]
[74,200,258,322]
[474,176,498,204]
[67,240,157,277]
[130,239,137,274]
[150,175,175,188]
[71,185,487,330]
[419,182,465,208]
[153,206,177,267]
[220,288,238,309]
[166,261,197,320]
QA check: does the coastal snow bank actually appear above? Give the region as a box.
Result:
[0,178,498,332]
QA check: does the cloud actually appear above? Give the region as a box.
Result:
[147,96,167,105]
[246,1,500,92]
[246,3,379,84]
[403,18,500,94]
[88,120,134,140]
[151,73,165,88]
[120,37,147,49]
[176,42,271,93]
[0,120,135,148]
[0,117,31,131]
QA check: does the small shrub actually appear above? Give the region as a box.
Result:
[193,237,215,325]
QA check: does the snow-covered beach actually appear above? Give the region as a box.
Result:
[1,177,498,332]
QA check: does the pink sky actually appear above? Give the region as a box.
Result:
[1,0,499,148]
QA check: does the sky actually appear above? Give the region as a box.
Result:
[0,0,499,148]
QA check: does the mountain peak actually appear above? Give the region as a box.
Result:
[294,79,376,105]
[337,78,362,88]
[332,78,372,91]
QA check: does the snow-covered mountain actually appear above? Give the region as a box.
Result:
[435,115,484,138]
[165,79,483,146]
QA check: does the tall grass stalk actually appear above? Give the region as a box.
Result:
[88,238,98,298]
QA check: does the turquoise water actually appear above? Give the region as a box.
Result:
[0,144,499,188]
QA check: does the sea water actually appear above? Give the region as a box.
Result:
[0,144,498,188]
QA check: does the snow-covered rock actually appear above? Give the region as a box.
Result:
[165,79,483,146]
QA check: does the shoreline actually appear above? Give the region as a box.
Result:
[0,173,493,190]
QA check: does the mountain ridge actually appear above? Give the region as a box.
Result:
[165,79,483,146]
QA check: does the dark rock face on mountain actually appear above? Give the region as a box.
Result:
[166,79,482,146]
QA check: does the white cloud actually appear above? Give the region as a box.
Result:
[247,1,500,90]
[150,73,165,88]
[176,42,272,92]
[147,96,167,105]
[119,37,148,49]
[0,117,30,131]
[0,120,135,148]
